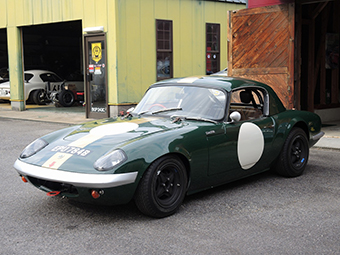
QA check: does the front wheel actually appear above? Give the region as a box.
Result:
[275,127,309,177]
[135,155,188,218]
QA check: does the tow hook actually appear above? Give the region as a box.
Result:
[47,191,61,197]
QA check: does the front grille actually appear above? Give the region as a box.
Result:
[27,176,79,195]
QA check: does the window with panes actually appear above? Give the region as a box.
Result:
[156,20,173,80]
[206,23,220,74]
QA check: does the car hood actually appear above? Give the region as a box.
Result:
[0,81,9,88]
[21,116,192,173]
[64,116,184,143]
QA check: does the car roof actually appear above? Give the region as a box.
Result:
[153,75,269,92]
[24,70,57,75]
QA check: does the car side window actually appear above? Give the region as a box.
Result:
[230,88,264,121]
[40,73,63,82]
[24,73,34,82]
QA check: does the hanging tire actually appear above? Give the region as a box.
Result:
[275,127,309,177]
[135,155,188,218]
[58,90,75,107]
[32,89,46,105]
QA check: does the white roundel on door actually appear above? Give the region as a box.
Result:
[237,122,264,170]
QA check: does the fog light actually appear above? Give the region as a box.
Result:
[21,176,28,183]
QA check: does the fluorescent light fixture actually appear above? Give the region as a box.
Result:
[83,26,104,33]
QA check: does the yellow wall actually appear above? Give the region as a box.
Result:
[2,0,244,109]
[115,0,244,104]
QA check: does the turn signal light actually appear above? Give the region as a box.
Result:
[21,176,28,183]
[91,190,100,199]
[91,189,104,199]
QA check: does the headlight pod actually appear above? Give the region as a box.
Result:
[20,138,49,158]
[94,149,127,171]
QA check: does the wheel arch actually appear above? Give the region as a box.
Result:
[26,82,45,101]
[137,152,191,189]
[153,152,191,184]
[286,119,309,140]
[27,88,38,101]
[170,152,191,185]
[291,120,309,139]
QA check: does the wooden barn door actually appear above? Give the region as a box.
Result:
[228,4,295,109]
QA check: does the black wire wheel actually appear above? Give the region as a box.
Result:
[135,155,188,218]
[275,127,309,177]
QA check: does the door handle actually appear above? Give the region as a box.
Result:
[86,73,92,82]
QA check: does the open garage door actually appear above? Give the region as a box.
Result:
[0,29,8,83]
[21,21,84,109]
[228,4,295,109]
[0,29,9,104]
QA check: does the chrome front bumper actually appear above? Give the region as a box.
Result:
[14,159,138,189]
[312,131,325,141]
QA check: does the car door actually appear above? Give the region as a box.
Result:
[207,87,275,178]
[207,122,239,177]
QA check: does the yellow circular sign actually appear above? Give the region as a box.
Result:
[92,42,102,62]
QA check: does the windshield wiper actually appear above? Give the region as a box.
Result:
[152,107,182,114]
[137,110,149,116]
[184,116,217,124]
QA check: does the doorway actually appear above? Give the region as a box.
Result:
[298,1,340,112]
[20,21,84,111]
[84,34,108,119]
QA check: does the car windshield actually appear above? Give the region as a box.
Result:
[133,85,226,120]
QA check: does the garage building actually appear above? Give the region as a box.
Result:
[1,0,245,118]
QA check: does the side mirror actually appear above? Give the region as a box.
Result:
[229,111,241,122]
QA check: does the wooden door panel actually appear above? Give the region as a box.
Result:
[228,4,295,109]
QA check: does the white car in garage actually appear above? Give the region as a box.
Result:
[0,70,83,105]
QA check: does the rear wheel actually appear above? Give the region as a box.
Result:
[135,155,188,218]
[32,89,46,105]
[58,90,75,107]
[275,127,309,177]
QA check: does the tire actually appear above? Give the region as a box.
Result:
[26,91,35,104]
[58,90,75,107]
[32,89,46,105]
[135,155,188,218]
[275,127,309,177]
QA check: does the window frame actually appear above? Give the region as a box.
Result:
[228,87,270,122]
[156,19,173,81]
[206,23,220,75]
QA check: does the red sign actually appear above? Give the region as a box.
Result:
[89,64,94,73]
[248,0,294,8]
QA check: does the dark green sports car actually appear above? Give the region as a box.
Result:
[14,76,324,218]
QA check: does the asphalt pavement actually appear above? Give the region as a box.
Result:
[1,119,340,254]
[0,104,339,150]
